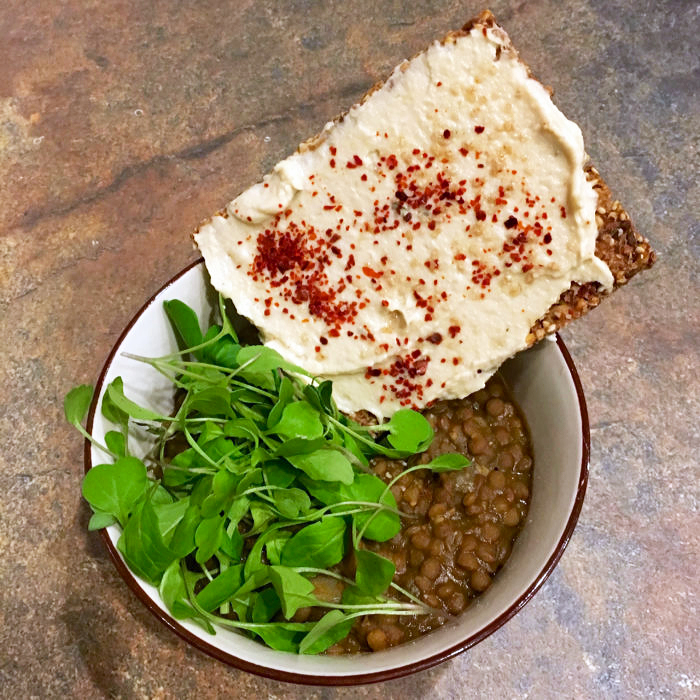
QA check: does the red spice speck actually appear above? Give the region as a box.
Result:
[362,266,382,279]
[426,333,443,345]
[474,125,485,133]
[448,325,461,338]
[543,233,552,244]
[443,129,451,139]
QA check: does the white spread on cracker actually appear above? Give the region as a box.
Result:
[195,23,613,418]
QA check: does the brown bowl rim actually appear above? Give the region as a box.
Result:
[84,258,590,686]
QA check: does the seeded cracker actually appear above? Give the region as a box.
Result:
[194,10,655,416]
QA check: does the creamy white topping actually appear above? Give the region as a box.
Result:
[196,24,613,418]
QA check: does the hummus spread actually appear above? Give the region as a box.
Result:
[195,23,613,417]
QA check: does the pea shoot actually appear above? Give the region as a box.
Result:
[66,296,471,654]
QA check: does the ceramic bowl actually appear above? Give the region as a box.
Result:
[85,259,589,685]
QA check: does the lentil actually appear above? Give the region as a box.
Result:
[333,375,533,653]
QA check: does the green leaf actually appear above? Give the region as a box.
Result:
[88,511,117,530]
[169,503,200,557]
[264,530,292,566]
[227,495,250,528]
[64,384,93,426]
[263,460,297,489]
[253,623,307,652]
[106,380,163,422]
[201,469,238,518]
[219,527,243,561]
[281,517,346,569]
[153,497,190,544]
[270,401,324,440]
[185,387,233,418]
[237,345,306,375]
[244,526,284,579]
[195,565,244,612]
[224,419,261,446]
[343,431,369,467]
[348,474,400,542]
[235,468,263,496]
[385,409,434,453]
[104,430,126,457]
[159,561,200,622]
[341,584,379,607]
[101,377,129,428]
[82,456,149,527]
[355,549,395,597]
[194,515,225,564]
[303,380,336,417]
[251,587,282,623]
[203,335,240,369]
[249,501,277,535]
[117,496,179,585]
[274,437,326,458]
[266,376,295,429]
[268,566,317,618]
[423,453,471,472]
[273,488,311,518]
[286,448,354,485]
[299,610,354,655]
[163,299,204,353]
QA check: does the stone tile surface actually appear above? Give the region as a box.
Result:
[0,1,697,698]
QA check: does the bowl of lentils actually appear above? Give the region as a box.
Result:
[76,261,589,684]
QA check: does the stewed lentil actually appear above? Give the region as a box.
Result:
[328,375,533,653]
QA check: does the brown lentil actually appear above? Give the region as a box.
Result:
[333,375,533,653]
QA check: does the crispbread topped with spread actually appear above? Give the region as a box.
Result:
[195,11,653,418]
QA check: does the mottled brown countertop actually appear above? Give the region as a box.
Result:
[1,1,698,697]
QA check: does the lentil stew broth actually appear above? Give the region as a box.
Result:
[326,376,533,653]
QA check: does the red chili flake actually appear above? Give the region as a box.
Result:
[452,357,460,365]
[560,206,567,218]
[475,210,487,221]
[330,146,337,155]
[459,147,468,157]
[426,333,443,344]
[361,174,367,181]
[443,129,451,139]
[319,336,328,345]
[522,263,533,273]
[436,81,442,86]
[474,125,485,133]
[428,221,436,230]
[329,158,336,167]
[454,253,466,261]
[543,233,552,244]
[448,325,461,338]
[362,266,382,279]
[381,300,389,307]
[504,216,518,229]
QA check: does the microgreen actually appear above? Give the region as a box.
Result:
[68,294,473,654]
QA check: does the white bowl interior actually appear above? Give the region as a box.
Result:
[89,262,584,679]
